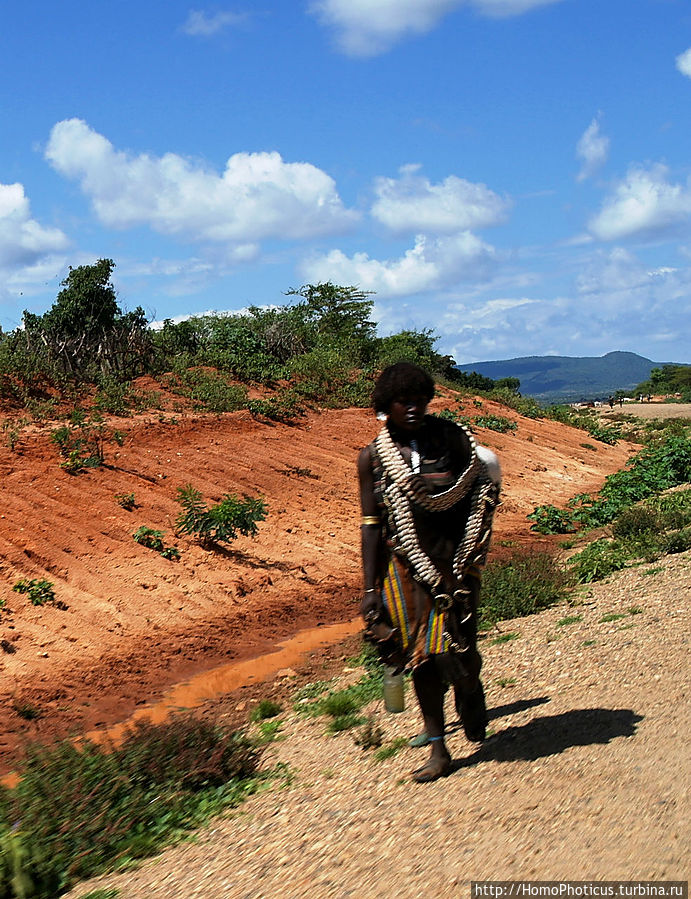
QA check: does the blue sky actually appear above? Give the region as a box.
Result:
[2,0,691,364]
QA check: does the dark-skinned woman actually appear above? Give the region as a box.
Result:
[358,362,501,782]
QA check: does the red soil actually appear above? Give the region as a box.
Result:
[0,393,636,769]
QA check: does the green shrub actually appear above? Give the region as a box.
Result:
[175,485,267,547]
[612,506,662,538]
[114,492,136,511]
[527,505,577,534]
[479,551,571,628]
[249,700,282,722]
[0,716,261,896]
[569,539,630,583]
[660,527,691,555]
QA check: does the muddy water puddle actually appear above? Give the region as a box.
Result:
[2,615,362,788]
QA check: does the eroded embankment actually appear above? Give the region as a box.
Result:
[0,398,636,767]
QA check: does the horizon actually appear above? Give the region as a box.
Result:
[2,1,691,364]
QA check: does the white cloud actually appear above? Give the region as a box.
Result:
[301,231,498,297]
[576,247,649,296]
[576,116,609,182]
[310,0,562,56]
[0,182,69,269]
[45,118,358,249]
[588,164,691,241]
[372,164,509,234]
[181,9,248,37]
[675,47,691,79]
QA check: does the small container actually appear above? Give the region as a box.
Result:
[383,667,405,713]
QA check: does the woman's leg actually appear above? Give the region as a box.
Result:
[411,660,451,781]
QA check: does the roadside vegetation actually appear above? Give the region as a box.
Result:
[0,718,263,898]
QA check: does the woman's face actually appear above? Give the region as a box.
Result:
[387,393,428,431]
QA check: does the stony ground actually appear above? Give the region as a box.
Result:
[68,549,690,898]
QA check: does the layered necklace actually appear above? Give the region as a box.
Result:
[375,422,495,599]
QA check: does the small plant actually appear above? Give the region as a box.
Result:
[12,700,42,720]
[133,526,165,552]
[490,631,520,645]
[474,414,517,433]
[373,737,409,761]
[255,720,284,744]
[293,681,330,704]
[175,484,267,547]
[496,676,517,687]
[133,526,179,560]
[2,418,25,451]
[0,715,263,895]
[353,716,384,750]
[600,612,627,623]
[160,545,181,560]
[50,411,122,473]
[249,699,282,722]
[13,578,55,606]
[557,614,582,626]
[327,713,366,734]
[628,606,644,615]
[612,506,661,538]
[320,691,361,718]
[115,492,136,510]
[280,465,319,480]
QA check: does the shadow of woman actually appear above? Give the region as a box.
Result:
[450,707,643,772]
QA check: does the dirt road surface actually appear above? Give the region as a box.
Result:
[67,548,690,897]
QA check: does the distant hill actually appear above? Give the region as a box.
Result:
[455,351,676,403]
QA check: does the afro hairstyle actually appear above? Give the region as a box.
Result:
[372,362,435,414]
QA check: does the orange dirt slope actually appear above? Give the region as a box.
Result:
[0,396,636,766]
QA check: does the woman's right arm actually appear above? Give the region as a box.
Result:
[357,447,384,618]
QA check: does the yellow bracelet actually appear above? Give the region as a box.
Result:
[361,516,381,526]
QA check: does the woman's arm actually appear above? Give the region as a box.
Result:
[357,446,384,617]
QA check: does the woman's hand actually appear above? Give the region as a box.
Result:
[360,588,382,620]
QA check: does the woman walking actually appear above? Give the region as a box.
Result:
[358,363,500,782]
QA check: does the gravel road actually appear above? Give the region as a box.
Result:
[69,549,690,898]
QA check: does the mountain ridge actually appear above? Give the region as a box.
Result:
[455,350,683,402]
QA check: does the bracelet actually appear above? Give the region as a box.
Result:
[364,588,379,594]
[361,516,381,526]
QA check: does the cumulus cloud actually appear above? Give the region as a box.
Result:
[576,116,609,182]
[588,164,691,242]
[180,9,248,37]
[45,119,358,249]
[301,231,498,297]
[675,47,691,78]
[310,0,562,56]
[372,164,509,234]
[0,182,69,269]
[576,247,649,297]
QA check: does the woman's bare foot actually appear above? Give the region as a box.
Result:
[412,745,451,782]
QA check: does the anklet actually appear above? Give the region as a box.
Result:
[428,735,444,742]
